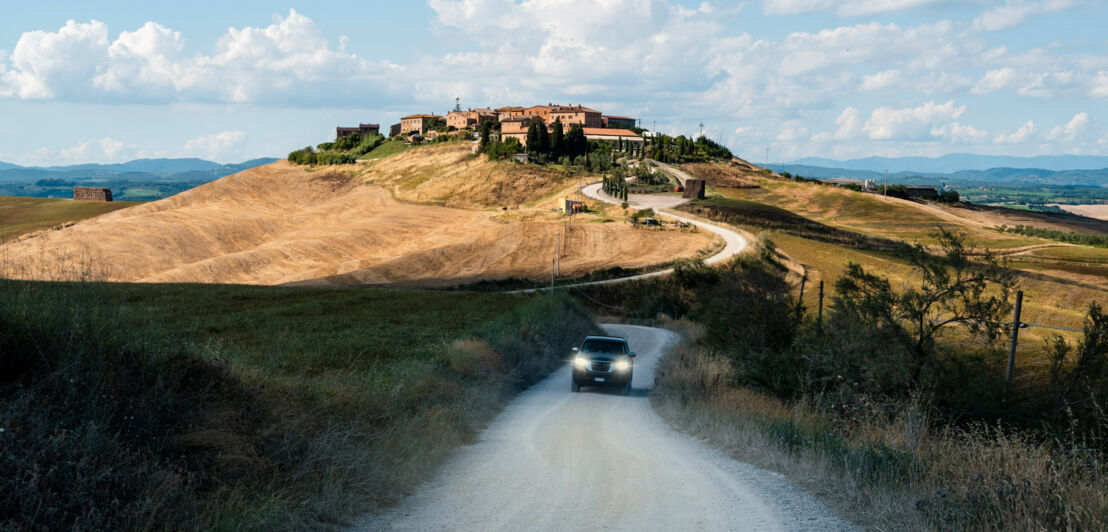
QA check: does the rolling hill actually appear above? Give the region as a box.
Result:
[0,143,712,286]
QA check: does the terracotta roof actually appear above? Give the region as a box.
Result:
[582,128,640,137]
[495,106,525,111]
[401,114,443,119]
[603,115,635,120]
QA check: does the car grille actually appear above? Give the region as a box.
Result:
[589,361,612,372]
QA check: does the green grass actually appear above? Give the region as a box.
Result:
[1027,246,1108,263]
[1,280,598,529]
[360,138,413,160]
[0,195,138,241]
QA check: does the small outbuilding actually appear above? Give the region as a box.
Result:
[682,179,706,199]
[73,186,112,202]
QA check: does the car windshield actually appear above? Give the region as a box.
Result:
[581,339,627,354]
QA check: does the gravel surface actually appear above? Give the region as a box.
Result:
[355,324,855,531]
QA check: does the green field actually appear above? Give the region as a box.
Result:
[1,280,596,529]
[0,195,139,241]
[360,138,413,160]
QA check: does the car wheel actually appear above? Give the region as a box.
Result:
[621,381,631,396]
[571,381,580,393]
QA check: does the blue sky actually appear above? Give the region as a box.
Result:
[1,0,1105,165]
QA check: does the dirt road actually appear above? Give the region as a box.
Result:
[357,324,853,531]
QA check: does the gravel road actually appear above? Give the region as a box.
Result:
[356,324,854,531]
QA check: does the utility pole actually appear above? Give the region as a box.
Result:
[1005,290,1024,402]
[699,122,704,139]
[884,169,888,200]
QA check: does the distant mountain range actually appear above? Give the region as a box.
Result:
[780,154,1108,188]
[788,154,1108,174]
[0,157,278,183]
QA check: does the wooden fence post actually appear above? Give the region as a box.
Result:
[1005,290,1024,401]
[817,280,825,330]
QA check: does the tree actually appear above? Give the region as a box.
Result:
[526,121,541,155]
[1047,302,1108,423]
[832,229,1017,388]
[536,120,551,157]
[479,121,493,152]
[551,119,565,158]
[566,124,588,158]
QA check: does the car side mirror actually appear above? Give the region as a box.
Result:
[572,347,579,353]
[628,352,636,358]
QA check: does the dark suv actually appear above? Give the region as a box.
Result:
[571,336,636,395]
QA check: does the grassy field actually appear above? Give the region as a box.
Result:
[0,196,138,241]
[651,337,1108,531]
[359,138,413,160]
[1,280,597,529]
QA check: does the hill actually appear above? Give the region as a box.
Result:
[0,143,712,286]
[680,160,1108,333]
[0,196,139,242]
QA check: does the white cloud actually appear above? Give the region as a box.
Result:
[931,122,988,142]
[2,19,109,99]
[1045,112,1089,142]
[0,10,390,104]
[814,106,863,141]
[971,67,1017,94]
[993,120,1035,144]
[183,130,246,161]
[861,69,901,91]
[763,0,944,16]
[972,0,1074,32]
[863,100,965,140]
[1090,71,1108,97]
[13,137,139,165]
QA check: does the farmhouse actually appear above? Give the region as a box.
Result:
[500,115,537,146]
[446,108,497,130]
[905,186,939,200]
[549,105,603,128]
[74,186,113,202]
[400,114,444,135]
[336,123,380,139]
[495,106,526,121]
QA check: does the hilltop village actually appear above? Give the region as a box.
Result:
[335,102,644,149]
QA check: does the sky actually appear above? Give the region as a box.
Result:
[0,0,1105,166]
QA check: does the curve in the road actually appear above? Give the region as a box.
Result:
[356,324,854,531]
[524,183,747,291]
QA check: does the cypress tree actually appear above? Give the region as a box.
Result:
[551,119,565,158]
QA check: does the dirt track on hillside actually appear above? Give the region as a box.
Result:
[0,161,709,286]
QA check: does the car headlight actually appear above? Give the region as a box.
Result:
[574,357,588,369]
[614,359,630,371]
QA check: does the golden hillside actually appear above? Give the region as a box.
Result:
[0,149,711,286]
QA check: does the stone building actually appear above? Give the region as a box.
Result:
[74,186,113,201]
[500,115,537,146]
[336,123,380,139]
[446,108,497,130]
[400,114,444,135]
[682,180,706,200]
[496,106,525,121]
[549,105,603,128]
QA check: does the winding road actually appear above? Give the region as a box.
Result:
[527,182,748,291]
[357,324,854,531]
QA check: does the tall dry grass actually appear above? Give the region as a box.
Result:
[651,339,1108,531]
[0,273,599,530]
